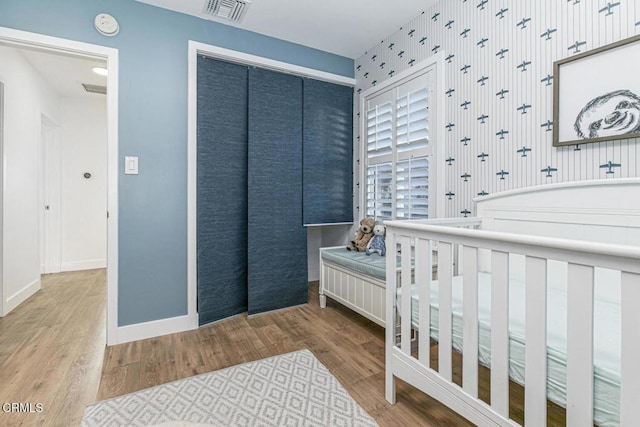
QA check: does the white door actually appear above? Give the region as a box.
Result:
[40,116,61,274]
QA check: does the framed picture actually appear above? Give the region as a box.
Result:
[553,34,640,147]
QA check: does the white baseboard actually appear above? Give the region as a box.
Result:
[113,313,198,345]
[2,278,41,316]
[61,259,106,272]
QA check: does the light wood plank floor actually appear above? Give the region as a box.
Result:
[0,269,106,427]
[0,273,563,426]
[97,282,473,427]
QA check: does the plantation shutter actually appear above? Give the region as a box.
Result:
[367,102,393,161]
[364,70,434,221]
[366,89,394,222]
[395,82,430,219]
[396,157,429,219]
[396,88,429,153]
[366,163,393,220]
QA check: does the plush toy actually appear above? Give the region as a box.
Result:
[366,224,386,256]
[346,218,376,252]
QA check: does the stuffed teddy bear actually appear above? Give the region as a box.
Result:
[346,218,376,252]
[366,224,386,256]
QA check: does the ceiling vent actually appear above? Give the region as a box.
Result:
[203,0,250,23]
[82,83,107,95]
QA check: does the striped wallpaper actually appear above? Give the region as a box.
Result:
[354,0,640,217]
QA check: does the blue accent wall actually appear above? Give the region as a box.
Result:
[0,0,354,326]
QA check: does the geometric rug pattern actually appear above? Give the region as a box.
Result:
[81,349,379,427]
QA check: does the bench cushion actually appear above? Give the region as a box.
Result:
[321,248,386,280]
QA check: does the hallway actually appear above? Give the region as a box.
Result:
[0,269,106,426]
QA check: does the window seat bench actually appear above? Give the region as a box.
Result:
[318,246,389,327]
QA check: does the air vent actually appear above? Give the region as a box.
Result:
[82,83,107,95]
[203,0,251,23]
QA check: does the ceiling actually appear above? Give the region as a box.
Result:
[135,0,437,58]
[4,1,433,98]
[18,47,107,99]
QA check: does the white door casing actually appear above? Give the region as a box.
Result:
[0,26,119,344]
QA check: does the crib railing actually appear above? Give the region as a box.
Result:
[384,219,640,426]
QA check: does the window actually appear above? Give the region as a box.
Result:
[366,162,392,219]
[396,157,429,219]
[363,69,436,221]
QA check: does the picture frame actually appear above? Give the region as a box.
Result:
[553,34,640,147]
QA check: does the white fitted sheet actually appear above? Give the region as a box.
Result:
[400,272,620,426]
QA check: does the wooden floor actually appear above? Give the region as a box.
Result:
[0,269,106,427]
[0,272,564,426]
[97,282,473,427]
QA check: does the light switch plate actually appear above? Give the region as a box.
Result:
[125,156,138,175]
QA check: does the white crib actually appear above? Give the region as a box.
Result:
[384,178,640,426]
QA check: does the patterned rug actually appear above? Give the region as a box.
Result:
[81,349,379,427]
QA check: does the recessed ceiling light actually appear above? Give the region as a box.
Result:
[92,66,108,76]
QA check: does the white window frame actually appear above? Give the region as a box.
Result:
[359,52,445,222]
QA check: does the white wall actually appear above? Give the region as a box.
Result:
[307,228,322,281]
[59,97,107,271]
[0,45,60,315]
[355,1,640,218]
[307,224,351,282]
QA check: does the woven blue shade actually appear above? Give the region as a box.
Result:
[197,57,248,325]
[247,67,308,314]
[197,59,352,321]
[303,79,354,224]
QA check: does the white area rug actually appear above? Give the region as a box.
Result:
[81,349,379,427]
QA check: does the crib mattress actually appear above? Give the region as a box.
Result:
[400,272,621,427]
